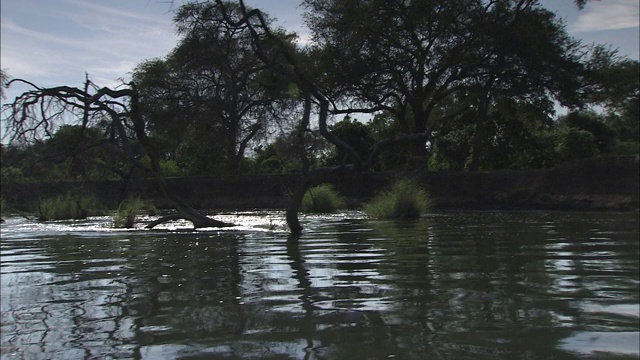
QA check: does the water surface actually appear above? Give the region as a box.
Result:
[1,211,638,359]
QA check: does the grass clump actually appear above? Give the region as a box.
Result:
[300,184,346,213]
[38,193,102,221]
[363,179,431,219]
[114,196,156,228]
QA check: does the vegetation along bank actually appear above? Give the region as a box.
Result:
[2,155,637,214]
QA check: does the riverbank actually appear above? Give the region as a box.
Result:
[422,155,639,211]
[2,155,638,212]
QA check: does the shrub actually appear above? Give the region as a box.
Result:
[114,196,156,228]
[1,197,6,218]
[159,159,183,177]
[363,179,431,219]
[38,193,102,221]
[554,127,598,163]
[300,184,346,213]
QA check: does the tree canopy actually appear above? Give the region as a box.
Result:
[133,1,298,175]
[302,0,586,158]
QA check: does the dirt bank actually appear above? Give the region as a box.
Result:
[2,155,638,212]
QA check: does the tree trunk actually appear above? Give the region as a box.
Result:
[145,211,231,229]
[468,97,491,171]
[468,120,485,171]
[285,177,310,235]
[410,105,429,158]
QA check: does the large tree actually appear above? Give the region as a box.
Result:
[134,1,295,175]
[191,0,364,233]
[302,0,585,163]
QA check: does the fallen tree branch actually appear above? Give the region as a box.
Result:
[145,213,233,229]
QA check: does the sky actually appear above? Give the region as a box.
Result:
[1,0,638,105]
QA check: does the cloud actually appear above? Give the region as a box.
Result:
[2,20,95,51]
[1,1,178,91]
[571,0,639,32]
[0,20,85,83]
[64,0,170,24]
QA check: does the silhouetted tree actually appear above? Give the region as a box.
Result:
[303,0,586,168]
[2,77,232,228]
[134,1,296,175]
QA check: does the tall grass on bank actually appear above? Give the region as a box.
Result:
[300,184,346,213]
[114,197,156,228]
[38,193,103,221]
[363,179,432,219]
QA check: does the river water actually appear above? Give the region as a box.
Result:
[1,210,638,359]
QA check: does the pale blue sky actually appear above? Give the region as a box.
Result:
[1,0,638,104]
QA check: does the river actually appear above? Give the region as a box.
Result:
[1,210,638,359]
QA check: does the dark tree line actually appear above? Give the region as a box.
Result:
[1,0,638,232]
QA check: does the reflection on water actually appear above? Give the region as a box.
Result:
[1,211,638,359]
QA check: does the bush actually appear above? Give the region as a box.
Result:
[1,197,6,218]
[300,184,346,213]
[159,159,183,177]
[38,193,102,221]
[554,127,599,163]
[114,196,156,228]
[363,179,431,219]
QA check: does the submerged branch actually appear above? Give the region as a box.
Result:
[145,213,233,229]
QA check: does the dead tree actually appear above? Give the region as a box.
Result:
[2,77,232,229]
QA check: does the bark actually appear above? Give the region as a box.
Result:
[145,213,231,229]
[468,80,495,171]
[468,114,487,171]
[285,177,310,234]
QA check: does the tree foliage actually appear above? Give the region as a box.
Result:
[302,0,586,161]
[133,1,297,175]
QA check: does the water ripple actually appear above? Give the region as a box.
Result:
[1,211,638,359]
